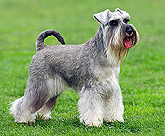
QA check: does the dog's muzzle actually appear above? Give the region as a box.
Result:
[126,26,133,36]
[124,25,136,49]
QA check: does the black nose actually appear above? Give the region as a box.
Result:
[126,26,133,35]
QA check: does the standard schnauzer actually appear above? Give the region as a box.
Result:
[10,8,139,127]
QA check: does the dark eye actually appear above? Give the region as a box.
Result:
[123,19,129,24]
[109,20,118,26]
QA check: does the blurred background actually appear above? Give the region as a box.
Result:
[1,0,164,97]
[0,0,164,135]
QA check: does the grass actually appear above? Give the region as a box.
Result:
[0,0,164,135]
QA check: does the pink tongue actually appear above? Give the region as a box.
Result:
[124,39,132,49]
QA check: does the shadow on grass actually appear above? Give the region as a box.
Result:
[26,115,82,128]
[22,116,142,135]
[104,121,142,134]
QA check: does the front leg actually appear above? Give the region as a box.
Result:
[104,82,124,122]
[78,85,104,127]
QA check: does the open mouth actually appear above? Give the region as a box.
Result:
[124,35,134,49]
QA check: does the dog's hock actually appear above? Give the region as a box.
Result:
[93,9,111,25]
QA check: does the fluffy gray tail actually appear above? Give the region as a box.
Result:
[36,29,65,51]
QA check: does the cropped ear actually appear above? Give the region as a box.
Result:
[115,8,130,19]
[115,8,122,13]
[115,8,127,15]
[93,9,111,25]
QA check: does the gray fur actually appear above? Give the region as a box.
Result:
[10,8,139,126]
[36,29,65,51]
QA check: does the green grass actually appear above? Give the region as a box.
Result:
[0,0,164,135]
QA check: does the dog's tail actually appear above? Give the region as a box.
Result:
[36,29,65,52]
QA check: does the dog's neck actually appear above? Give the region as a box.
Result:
[90,26,128,67]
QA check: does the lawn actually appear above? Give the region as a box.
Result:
[0,0,164,135]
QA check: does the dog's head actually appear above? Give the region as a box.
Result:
[94,8,139,50]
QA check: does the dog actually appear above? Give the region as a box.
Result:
[10,8,139,127]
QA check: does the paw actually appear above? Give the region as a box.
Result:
[36,114,52,121]
[80,118,103,127]
[43,115,52,121]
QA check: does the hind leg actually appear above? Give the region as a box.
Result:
[36,76,65,120]
[9,96,36,123]
[36,95,59,120]
[10,79,49,123]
